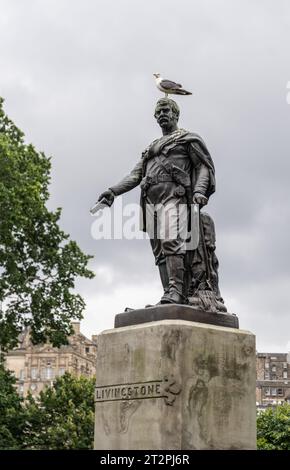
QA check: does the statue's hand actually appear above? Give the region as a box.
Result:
[98,189,115,205]
[193,192,208,207]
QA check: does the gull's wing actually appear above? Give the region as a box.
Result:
[160,79,182,90]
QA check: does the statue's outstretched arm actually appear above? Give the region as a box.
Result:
[109,159,143,196]
[96,159,143,207]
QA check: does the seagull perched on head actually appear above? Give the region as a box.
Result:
[153,73,192,97]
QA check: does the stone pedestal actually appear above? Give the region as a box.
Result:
[94,319,256,450]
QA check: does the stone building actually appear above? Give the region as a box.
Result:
[256,352,290,407]
[5,322,97,397]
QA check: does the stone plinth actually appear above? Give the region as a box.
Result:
[115,304,239,329]
[94,319,256,450]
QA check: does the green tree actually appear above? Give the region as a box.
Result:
[0,97,94,351]
[22,373,95,449]
[0,360,24,449]
[257,403,290,450]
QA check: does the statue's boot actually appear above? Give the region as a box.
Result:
[158,262,170,303]
[145,262,170,308]
[160,255,185,305]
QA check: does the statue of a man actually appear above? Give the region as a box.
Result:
[97,98,217,306]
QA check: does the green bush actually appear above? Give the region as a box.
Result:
[257,403,290,450]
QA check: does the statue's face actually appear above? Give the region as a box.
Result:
[154,104,176,129]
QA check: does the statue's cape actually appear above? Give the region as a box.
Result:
[142,129,216,198]
[179,131,216,198]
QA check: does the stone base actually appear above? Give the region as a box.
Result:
[115,304,239,329]
[94,319,256,450]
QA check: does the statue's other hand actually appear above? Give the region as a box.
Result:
[193,192,208,207]
[98,189,115,205]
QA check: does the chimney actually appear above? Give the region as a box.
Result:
[72,322,80,335]
[92,334,98,344]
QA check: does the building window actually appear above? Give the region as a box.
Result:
[59,368,65,376]
[19,369,25,380]
[264,387,270,396]
[283,363,287,369]
[31,368,38,379]
[264,371,269,379]
[19,384,24,395]
[85,347,90,354]
[46,368,54,379]
[272,366,276,372]
[271,388,277,396]
[283,371,288,379]
[277,388,283,396]
[271,357,277,360]
[265,363,269,369]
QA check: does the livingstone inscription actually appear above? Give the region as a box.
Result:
[95,376,181,406]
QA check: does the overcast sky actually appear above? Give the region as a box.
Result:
[0,0,290,352]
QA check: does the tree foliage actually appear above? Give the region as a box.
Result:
[0,370,95,450]
[22,373,95,449]
[0,97,94,351]
[0,360,24,449]
[257,403,290,450]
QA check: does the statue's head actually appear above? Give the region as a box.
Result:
[154,98,180,129]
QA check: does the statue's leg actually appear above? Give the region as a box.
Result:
[161,254,185,304]
[150,236,169,294]
[158,260,170,301]
[159,200,186,304]
[149,212,170,303]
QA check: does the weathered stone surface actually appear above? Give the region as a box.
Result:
[94,320,256,450]
[115,304,239,329]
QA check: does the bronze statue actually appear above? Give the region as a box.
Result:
[96,98,226,312]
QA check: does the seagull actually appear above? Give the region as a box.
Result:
[153,73,192,97]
